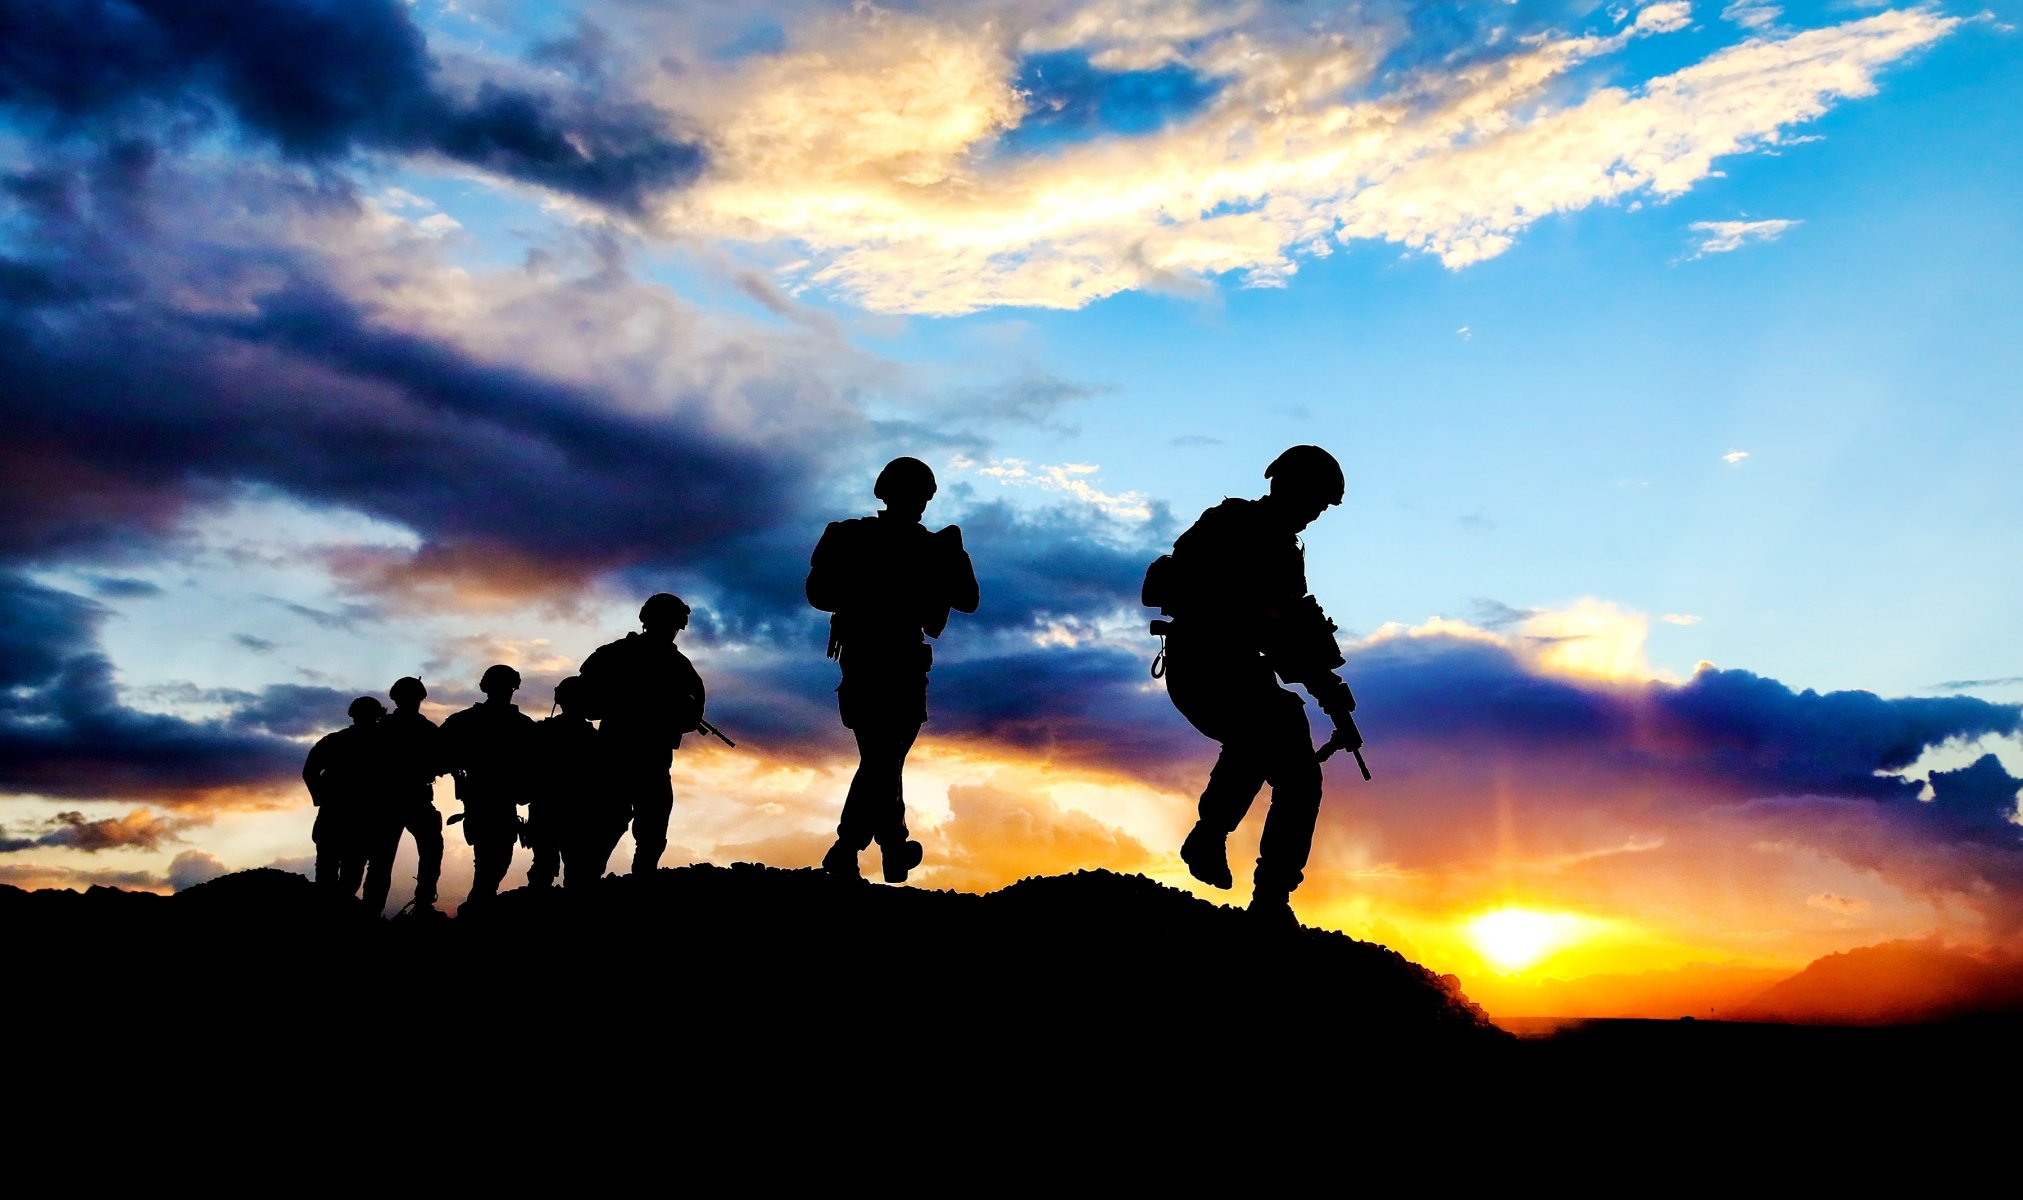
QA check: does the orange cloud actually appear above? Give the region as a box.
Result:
[924,782,1157,892]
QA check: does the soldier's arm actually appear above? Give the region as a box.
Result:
[937,525,980,615]
[302,738,327,804]
[805,521,848,613]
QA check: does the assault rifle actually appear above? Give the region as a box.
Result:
[696,715,736,748]
[1315,717,1371,781]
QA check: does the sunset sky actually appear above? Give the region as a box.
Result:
[3,0,2019,1018]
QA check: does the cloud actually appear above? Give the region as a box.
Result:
[665,5,1952,312]
[1723,450,1751,464]
[86,576,163,599]
[1659,613,1702,626]
[926,782,1157,892]
[1689,218,1801,258]
[959,459,1155,520]
[226,685,362,738]
[0,146,863,608]
[0,0,705,211]
[1808,892,1870,915]
[1722,3,1784,32]
[166,849,228,891]
[0,807,202,853]
[0,573,313,804]
[1931,677,2023,692]
[0,862,168,892]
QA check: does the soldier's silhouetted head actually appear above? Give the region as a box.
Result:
[1264,444,1344,530]
[640,592,690,637]
[390,676,426,710]
[875,456,936,519]
[479,664,521,700]
[348,696,386,725]
[553,675,585,713]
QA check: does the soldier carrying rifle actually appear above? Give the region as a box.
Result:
[1144,445,1368,927]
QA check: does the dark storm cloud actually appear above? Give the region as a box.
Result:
[226,684,357,738]
[0,0,703,211]
[0,159,819,589]
[1349,634,2022,809]
[933,645,1200,779]
[955,498,1175,637]
[0,574,308,802]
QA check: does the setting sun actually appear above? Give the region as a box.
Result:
[1465,908,1590,974]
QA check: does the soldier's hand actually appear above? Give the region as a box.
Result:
[1311,673,1356,721]
[1316,724,1364,763]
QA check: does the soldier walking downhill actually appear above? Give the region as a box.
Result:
[806,456,979,884]
[1146,445,1364,926]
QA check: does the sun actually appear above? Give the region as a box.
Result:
[1464,908,1585,974]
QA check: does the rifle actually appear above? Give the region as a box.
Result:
[695,716,736,748]
[1315,713,1372,781]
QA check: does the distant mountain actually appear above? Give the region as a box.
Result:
[1724,939,2023,1025]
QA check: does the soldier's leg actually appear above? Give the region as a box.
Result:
[1199,744,1267,835]
[839,718,914,851]
[629,748,674,875]
[360,815,403,914]
[311,808,343,891]
[407,797,443,907]
[528,819,559,888]
[1178,742,1265,889]
[1253,692,1324,905]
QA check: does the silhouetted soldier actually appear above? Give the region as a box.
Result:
[579,594,706,877]
[303,696,385,897]
[361,676,447,915]
[1149,445,1361,926]
[528,675,617,888]
[806,456,979,883]
[441,664,536,907]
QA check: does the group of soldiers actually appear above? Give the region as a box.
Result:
[302,593,704,912]
[303,449,1365,926]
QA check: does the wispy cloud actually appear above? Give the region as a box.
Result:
[1689,218,1802,258]
[1723,3,1785,32]
[957,458,1154,520]
[1723,450,1751,464]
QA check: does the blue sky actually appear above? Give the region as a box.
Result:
[2,0,2020,1001]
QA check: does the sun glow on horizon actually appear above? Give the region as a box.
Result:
[1465,907,1596,974]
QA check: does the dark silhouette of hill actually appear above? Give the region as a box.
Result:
[5,864,1507,1103]
[15,865,2023,1149]
[1723,939,2023,1025]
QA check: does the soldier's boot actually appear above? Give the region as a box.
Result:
[1180,822,1234,890]
[881,839,924,885]
[1248,881,1297,929]
[822,840,864,882]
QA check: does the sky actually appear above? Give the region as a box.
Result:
[2,0,2019,1018]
